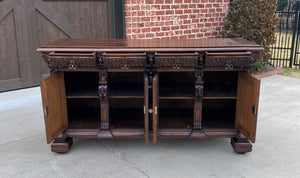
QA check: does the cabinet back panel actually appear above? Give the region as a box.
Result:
[66,98,100,129]
[64,72,99,95]
[108,72,144,84]
[159,72,194,85]
[159,99,194,109]
[204,71,238,85]
[109,98,144,108]
[202,100,236,128]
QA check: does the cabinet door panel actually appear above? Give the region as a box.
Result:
[236,72,260,143]
[152,74,159,144]
[144,74,149,144]
[40,72,68,144]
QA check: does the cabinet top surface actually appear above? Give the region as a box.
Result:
[37,38,264,52]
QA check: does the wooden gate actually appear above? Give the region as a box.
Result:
[0,0,124,92]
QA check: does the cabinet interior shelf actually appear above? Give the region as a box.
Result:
[159,84,194,99]
[66,85,98,98]
[68,109,100,129]
[203,83,237,99]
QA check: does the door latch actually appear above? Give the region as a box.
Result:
[252,105,257,115]
[44,106,49,118]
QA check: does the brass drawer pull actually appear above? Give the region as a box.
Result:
[121,64,129,70]
[68,60,77,70]
[225,62,233,70]
[172,60,181,70]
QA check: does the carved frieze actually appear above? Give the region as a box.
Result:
[103,57,146,70]
[156,56,198,69]
[205,56,251,68]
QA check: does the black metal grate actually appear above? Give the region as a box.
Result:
[270,0,300,68]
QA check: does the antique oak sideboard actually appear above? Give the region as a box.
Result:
[37,38,264,154]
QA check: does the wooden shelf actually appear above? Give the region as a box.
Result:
[68,109,100,129]
[159,84,194,99]
[159,108,193,129]
[66,85,98,98]
[65,72,99,98]
[110,108,144,129]
[203,84,237,99]
[109,84,144,99]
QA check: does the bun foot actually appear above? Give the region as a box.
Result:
[231,133,252,154]
[51,137,73,153]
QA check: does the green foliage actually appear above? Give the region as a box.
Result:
[222,0,278,62]
[253,61,268,72]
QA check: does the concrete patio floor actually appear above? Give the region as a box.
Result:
[0,75,300,178]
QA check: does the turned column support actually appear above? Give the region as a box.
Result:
[231,132,252,154]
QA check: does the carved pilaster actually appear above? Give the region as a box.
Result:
[98,61,109,130]
[194,53,204,130]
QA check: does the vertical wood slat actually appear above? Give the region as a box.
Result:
[34,0,81,38]
[13,0,33,87]
[0,0,123,92]
[0,0,15,22]
[0,10,20,81]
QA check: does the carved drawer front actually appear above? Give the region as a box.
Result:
[205,51,252,69]
[102,52,147,71]
[48,52,96,70]
[155,52,198,71]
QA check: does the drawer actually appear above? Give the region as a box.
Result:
[102,52,146,71]
[48,52,96,70]
[155,52,198,70]
[205,51,252,69]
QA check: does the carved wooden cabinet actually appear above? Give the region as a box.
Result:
[37,38,263,154]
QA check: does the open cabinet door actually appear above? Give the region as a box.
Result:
[144,74,149,144]
[236,72,260,143]
[40,72,68,144]
[152,74,159,144]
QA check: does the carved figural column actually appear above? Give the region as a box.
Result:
[194,53,204,130]
[97,54,113,138]
[99,68,109,130]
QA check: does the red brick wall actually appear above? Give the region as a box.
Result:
[125,0,230,39]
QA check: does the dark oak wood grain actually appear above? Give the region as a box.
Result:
[40,73,68,144]
[236,73,260,143]
[38,38,262,153]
